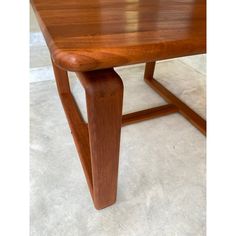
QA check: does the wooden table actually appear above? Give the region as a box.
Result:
[31,0,206,210]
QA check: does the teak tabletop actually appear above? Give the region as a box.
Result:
[31,0,206,210]
[31,0,206,72]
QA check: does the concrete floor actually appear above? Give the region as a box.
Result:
[30,7,206,236]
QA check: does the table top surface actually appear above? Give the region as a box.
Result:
[31,0,206,72]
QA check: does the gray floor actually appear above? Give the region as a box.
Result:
[30,7,206,236]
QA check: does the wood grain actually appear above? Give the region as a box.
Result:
[31,0,206,71]
[31,0,206,210]
[77,69,123,209]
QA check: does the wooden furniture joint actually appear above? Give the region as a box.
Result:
[32,0,206,210]
[52,61,206,209]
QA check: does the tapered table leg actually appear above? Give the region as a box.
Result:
[77,69,123,209]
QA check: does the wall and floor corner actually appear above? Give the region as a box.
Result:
[30,6,206,236]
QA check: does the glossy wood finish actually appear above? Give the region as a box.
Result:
[144,62,206,135]
[77,69,123,209]
[31,0,206,71]
[32,0,206,210]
